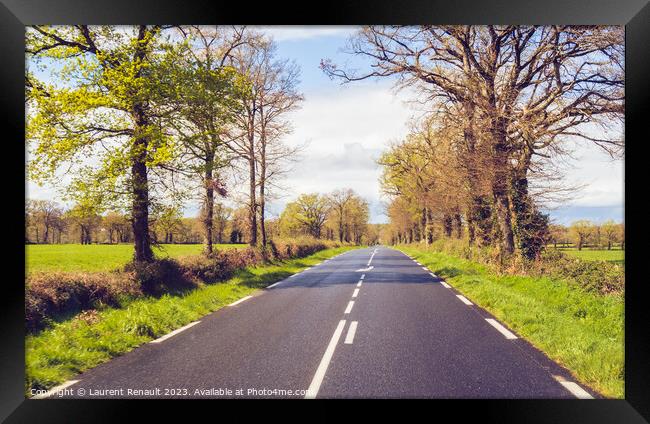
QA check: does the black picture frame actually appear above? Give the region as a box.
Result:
[1,0,647,421]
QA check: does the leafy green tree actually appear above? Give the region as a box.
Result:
[26,25,175,262]
[280,194,330,238]
[159,26,250,254]
[569,220,594,251]
[600,220,620,250]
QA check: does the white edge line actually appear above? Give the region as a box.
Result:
[305,320,347,399]
[267,281,283,289]
[150,321,201,344]
[344,300,355,314]
[421,267,428,270]
[485,318,517,340]
[553,378,594,399]
[228,295,253,307]
[344,321,358,344]
[32,380,80,399]
[456,294,473,305]
[440,281,452,289]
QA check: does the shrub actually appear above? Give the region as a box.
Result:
[25,239,340,332]
[406,238,624,295]
[25,272,141,332]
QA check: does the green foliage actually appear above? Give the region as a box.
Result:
[397,245,624,398]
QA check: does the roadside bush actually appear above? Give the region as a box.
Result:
[25,272,141,332]
[26,239,340,332]
[405,238,624,295]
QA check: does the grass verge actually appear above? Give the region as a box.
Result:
[396,245,624,398]
[26,245,358,396]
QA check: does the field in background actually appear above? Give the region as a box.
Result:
[26,244,247,274]
[558,248,624,265]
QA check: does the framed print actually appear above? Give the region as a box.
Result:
[0,0,648,421]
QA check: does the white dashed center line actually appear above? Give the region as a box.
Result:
[344,321,358,345]
[344,301,355,314]
[352,288,359,298]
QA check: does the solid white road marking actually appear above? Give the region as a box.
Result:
[360,274,365,280]
[344,321,358,344]
[228,296,253,307]
[267,281,283,289]
[357,281,362,287]
[440,281,452,289]
[150,321,201,344]
[305,320,347,399]
[456,295,473,306]
[552,376,594,399]
[290,273,298,278]
[352,288,359,298]
[355,266,373,272]
[344,301,355,314]
[485,318,518,340]
[32,380,80,399]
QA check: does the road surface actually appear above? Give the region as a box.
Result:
[41,247,596,399]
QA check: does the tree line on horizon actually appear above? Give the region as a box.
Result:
[26,188,377,246]
[323,26,624,260]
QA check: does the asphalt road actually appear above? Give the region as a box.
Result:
[44,247,596,399]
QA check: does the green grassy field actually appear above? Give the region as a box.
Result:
[397,246,624,398]
[26,245,359,395]
[26,243,246,274]
[559,248,625,265]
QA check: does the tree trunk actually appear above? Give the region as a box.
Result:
[203,159,214,255]
[443,214,453,238]
[131,108,154,262]
[492,137,515,255]
[248,156,257,246]
[130,26,154,263]
[454,213,462,239]
[259,141,267,247]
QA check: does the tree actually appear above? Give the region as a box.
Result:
[327,189,355,243]
[161,26,251,254]
[152,206,183,244]
[67,202,102,245]
[226,33,303,248]
[324,26,624,257]
[103,212,130,244]
[569,220,594,251]
[27,25,178,262]
[600,220,620,250]
[281,194,330,238]
[28,200,63,244]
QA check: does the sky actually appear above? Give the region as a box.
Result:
[26,26,624,226]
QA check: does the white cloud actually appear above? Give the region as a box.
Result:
[256,26,353,42]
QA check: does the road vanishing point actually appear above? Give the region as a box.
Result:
[44,247,595,399]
